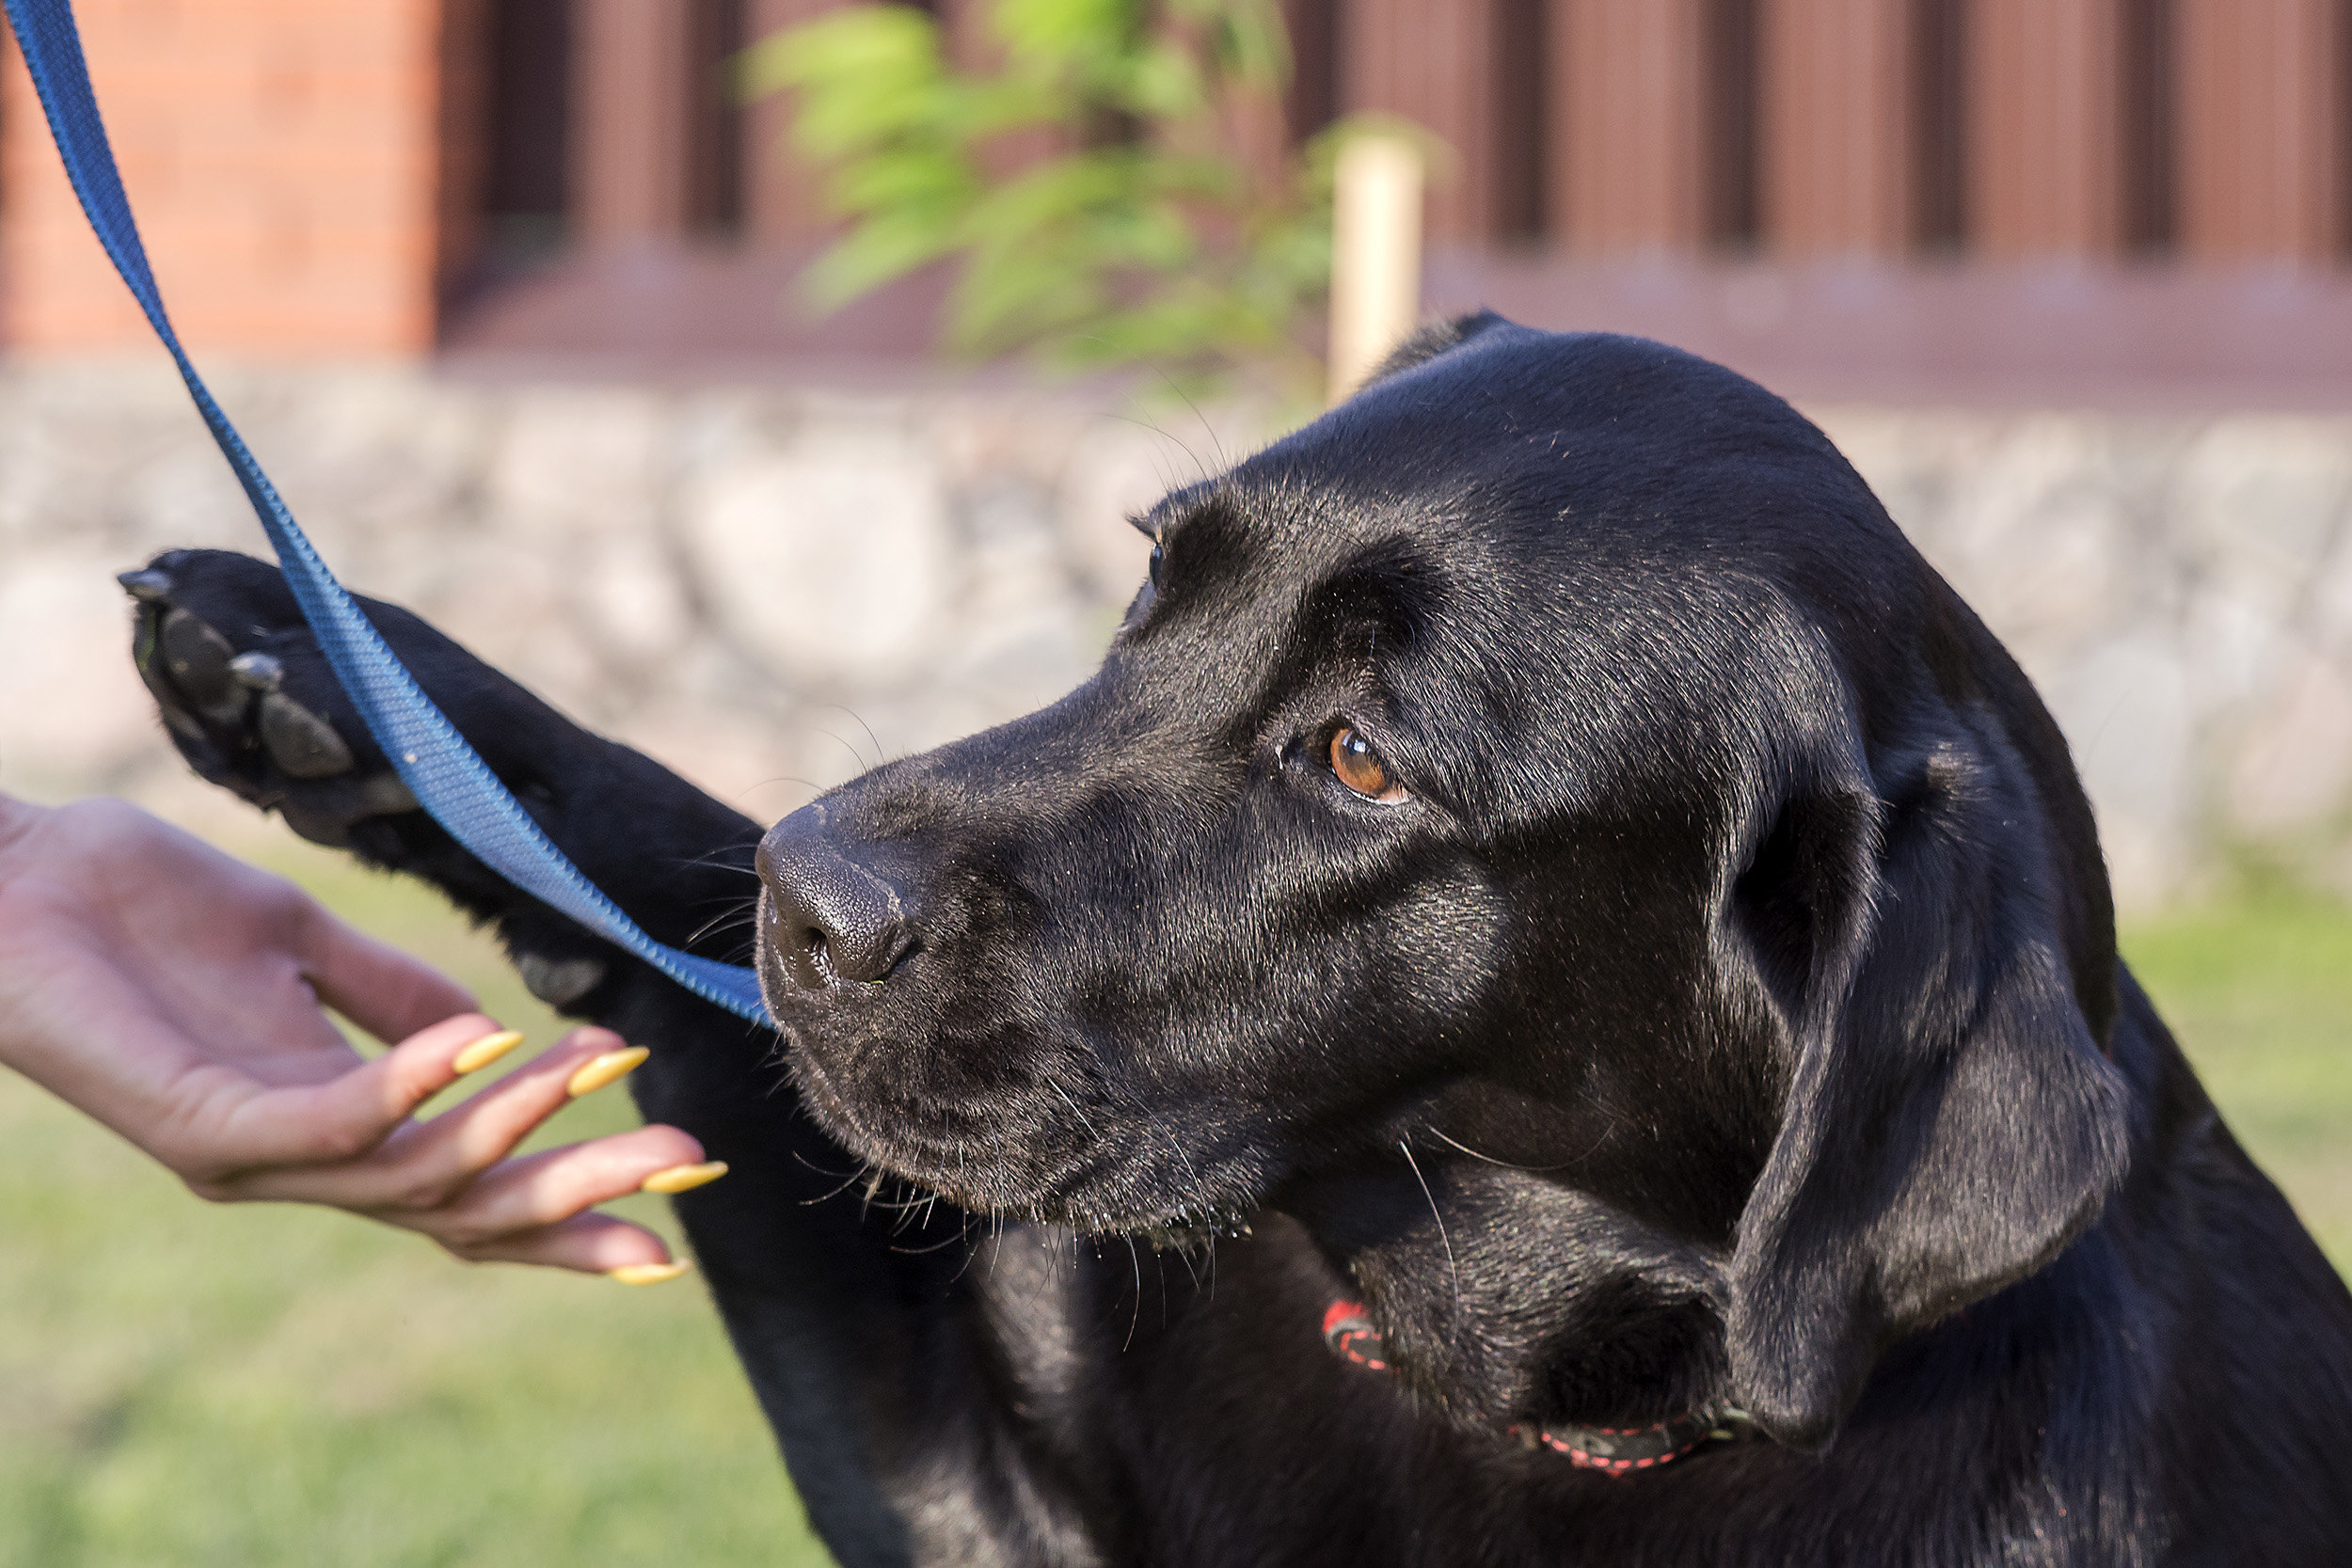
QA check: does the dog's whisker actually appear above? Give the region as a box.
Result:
[809,726,876,779]
[1425,1127,1572,1173]
[890,1227,972,1256]
[1100,407,1207,492]
[796,1161,876,1207]
[1400,1138,1463,1331]
[811,704,888,772]
[727,774,829,814]
[1122,1235,1145,1354]
[669,846,762,877]
[945,1213,988,1286]
[686,908,759,946]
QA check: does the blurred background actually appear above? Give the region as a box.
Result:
[1,2,2348,1563]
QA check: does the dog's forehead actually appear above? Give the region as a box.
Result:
[1114,329,1953,793]
[1144,329,1909,633]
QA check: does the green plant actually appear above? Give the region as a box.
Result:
[742,0,1335,400]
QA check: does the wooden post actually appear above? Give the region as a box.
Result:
[1343,0,1515,243]
[1758,0,1914,255]
[571,0,696,246]
[1546,0,1714,251]
[1966,0,2128,258]
[1327,135,1424,402]
[2175,0,2346,264]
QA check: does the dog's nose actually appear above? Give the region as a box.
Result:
[757,808,912,989]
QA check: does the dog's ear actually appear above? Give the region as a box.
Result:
[1720,736,2131,1451]
[1360,310,1507,387]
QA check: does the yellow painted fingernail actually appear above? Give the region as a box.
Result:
[565,1046,648,1099]
[452,1029,525,1075]
[641,1161,728,1196]
[608,1260,691,1286]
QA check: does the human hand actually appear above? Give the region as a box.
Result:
[0,795,721,1280]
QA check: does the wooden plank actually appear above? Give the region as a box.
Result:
[1343,0,1514,243]
[1759,0,1913,254]
[1546,0,1713,251]
[435,0,490,288]
[1966,0,2128,258]
[2175,0,2345,263]
[571,0,695,245]
[743,0,846,244]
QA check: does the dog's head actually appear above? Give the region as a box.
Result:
[755,316,2130,1449]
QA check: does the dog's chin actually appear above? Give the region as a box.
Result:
[781,1038,1268,1241]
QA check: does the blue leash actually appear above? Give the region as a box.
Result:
[3,0,774,1026]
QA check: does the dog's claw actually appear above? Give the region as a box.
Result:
[519,953,608,1007]
[118,568,172,601]
[228,651,284,692]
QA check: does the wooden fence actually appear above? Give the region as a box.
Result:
[515,0,2352,266]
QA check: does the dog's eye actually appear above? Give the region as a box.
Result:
[1148,541,1165,588]
[1329,727,1408,803]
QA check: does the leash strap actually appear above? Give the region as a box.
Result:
[2,0,773,1026]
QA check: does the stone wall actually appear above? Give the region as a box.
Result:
[3,361,2348,910]
[1823,409,2352,906]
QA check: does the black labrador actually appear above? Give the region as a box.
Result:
[122,317,2352,1564]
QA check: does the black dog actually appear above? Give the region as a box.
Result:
[124,317,2352,1564]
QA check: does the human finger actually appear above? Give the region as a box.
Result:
[202,1026,634,1207]
[184,1012,509,1181]
[299,904,478,1046]
[394,1124,715,1249]
[429,1210,691,1278]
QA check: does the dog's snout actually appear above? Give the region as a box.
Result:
[758,809,913,989]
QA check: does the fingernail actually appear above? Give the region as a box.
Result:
[452,1029,525,1075]
[566,1046,648,1099]
[608,1260,691,1286]
[641,1161,728,1196]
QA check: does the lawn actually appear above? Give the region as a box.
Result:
[0,830,2345,1567]
[2120,885,2352,1271]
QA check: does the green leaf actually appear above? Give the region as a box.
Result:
[746,0,1353,401]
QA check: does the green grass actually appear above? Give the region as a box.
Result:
[2121,887,2352,1272]
[1,828,2345,1567]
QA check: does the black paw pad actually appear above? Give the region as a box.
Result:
[358,775,420,816]
[258,691,356,778]
[519,953,607,1007]
[279,798,356,848]
[160,609,248,725]
[119,554,421,844]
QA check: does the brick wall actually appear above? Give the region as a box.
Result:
[0,0,447,356]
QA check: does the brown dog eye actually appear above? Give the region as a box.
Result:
[1329,727,1407,802]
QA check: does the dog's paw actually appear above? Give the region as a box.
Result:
[122,553,420,848]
